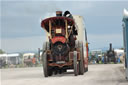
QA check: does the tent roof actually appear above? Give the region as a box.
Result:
[0,53,19,58]
[114,49,124,53]
[23,53,35,56]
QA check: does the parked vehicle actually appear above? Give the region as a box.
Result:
[23,53,38,67]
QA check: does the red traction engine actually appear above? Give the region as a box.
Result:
[41,11,88,77]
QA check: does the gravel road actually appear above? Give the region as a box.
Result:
[1,64,128,85]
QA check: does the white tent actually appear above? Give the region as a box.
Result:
[0,54,7,58]
[0,53,20,65]
[114,49,124,53]
[114,49,124,58]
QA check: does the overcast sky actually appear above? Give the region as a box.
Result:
[1,0,128,53]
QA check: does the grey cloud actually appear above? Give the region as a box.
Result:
[88,33,123,50]
[1,1,127,52]
[1,1,59,17]
[1,33,123,53]
[1,35,46,53]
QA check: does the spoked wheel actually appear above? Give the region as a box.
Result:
[73,51,79,76]
[79,42,84,75]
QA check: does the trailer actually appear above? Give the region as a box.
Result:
[23,53,38,67]
[40,11,89,77]
[123,8,128,80]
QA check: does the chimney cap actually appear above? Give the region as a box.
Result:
[56,11,62,15]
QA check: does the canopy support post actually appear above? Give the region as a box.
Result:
[49,20,52,39]
[65,20,68,40]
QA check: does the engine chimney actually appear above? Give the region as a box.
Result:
[56,11,62,16]
[109,43,112,51]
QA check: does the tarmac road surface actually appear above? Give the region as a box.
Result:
[1,64,128,85]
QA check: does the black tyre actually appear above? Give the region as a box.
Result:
[84,67,88,72]
[79,42,84,75]
[42,42,52,77]
[114,57,117,64]
[126,77,128,81]
[41,42,49,63]
[73,51,79,76]
[48,68,53,76]
[42,52,48,77]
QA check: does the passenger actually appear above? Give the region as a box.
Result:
[27,56,32,67]
[32,56,36,66]
[102,56,104,63]
[63,11,73,19]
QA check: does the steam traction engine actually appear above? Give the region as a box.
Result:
[104,43,117,64]
[41,11,88,77]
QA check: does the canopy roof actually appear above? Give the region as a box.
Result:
[41,16,75,32]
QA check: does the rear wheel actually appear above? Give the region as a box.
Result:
[79,42,84,75]
[42,42,52,77]
[73,51,79,76]
[42,52,48,77]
